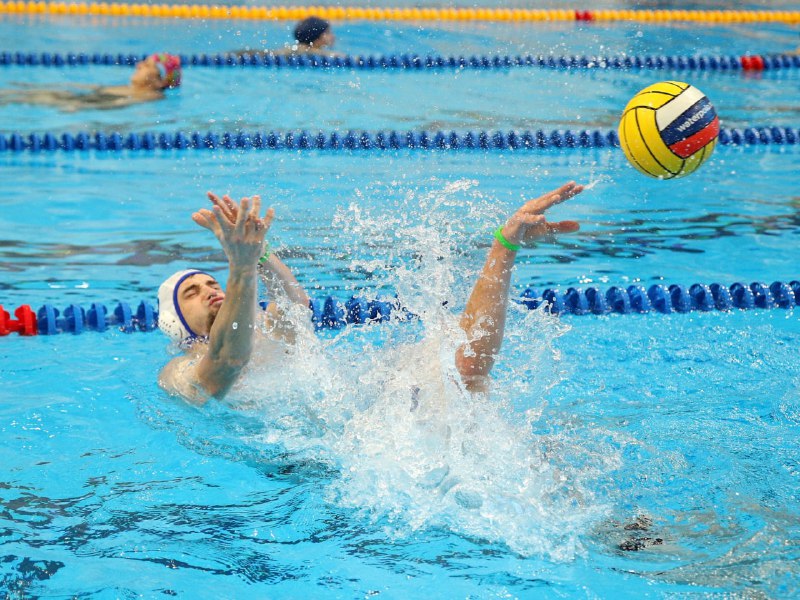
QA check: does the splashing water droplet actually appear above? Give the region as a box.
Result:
[221,182,619,558]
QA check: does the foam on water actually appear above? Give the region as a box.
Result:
[212,181,622,559]
[582,172,613,192]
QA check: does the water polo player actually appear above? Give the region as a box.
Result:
[157,183,583,403]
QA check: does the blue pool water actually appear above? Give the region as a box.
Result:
[1,3,799,598]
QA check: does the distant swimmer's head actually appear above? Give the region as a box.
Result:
[151,53,182,88]
[293,16,334,49]
[158,270,224,346]
[131,53,182,91]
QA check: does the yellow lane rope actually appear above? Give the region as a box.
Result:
[1,3,799,23]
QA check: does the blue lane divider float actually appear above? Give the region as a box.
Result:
[519,280,800,315]
[0,297,408,336]
[2,280,798,337]
[1,127,799,154]
[1,51,799,72]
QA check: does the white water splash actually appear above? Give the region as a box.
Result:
[583,171,613,191]
[228,180,620,559]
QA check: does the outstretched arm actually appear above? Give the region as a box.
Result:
[191,195,273,398]
[257,254,310,307]
[207,192,309,341]
[257,253,310,343]
[455,182,583,394]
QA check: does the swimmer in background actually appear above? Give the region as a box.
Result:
[0,53,181,112]
[233,16,343,59]
[157,183,583,403]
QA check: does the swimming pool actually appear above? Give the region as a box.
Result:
[1,2,799,598]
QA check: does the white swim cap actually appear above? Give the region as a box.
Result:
[157,269,210,344]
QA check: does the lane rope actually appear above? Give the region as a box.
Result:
[2,280,798,336]
[2,51,797,72]
[1,3,799,23]
[1,127,799,153]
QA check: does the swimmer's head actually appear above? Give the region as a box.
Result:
[158,270,224,346]
[131,53,182,91]
[151,53,182,88]
[293,16,334,48]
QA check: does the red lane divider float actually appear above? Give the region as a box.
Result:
[740,55,766,71]
[0,301,156,336]
[0,305,37,336]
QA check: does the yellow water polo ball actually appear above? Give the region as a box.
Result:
[618,81,719,179]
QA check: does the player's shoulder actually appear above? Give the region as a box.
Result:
[158,355,209,405]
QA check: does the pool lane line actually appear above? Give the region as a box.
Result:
[3,281,799,337]
[1,128,799,154]
[1,3,800,23]
[1,298,402,336]
[3,52,798,72]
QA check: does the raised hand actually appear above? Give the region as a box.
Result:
[500,181,583,247]
[204,192,270,228]
[192,193,274,266]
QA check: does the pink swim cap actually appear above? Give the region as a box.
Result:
[151,53,182,88]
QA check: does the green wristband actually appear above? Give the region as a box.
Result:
[494,226,520,252]
[258,243,271,264]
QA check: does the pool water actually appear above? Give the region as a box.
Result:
[2,3,799,598]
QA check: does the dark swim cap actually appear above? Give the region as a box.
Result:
[294,16,330,46]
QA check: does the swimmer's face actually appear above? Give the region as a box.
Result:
[176,274,225,337]
[130,57,165,91]
[317,29,335,48]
